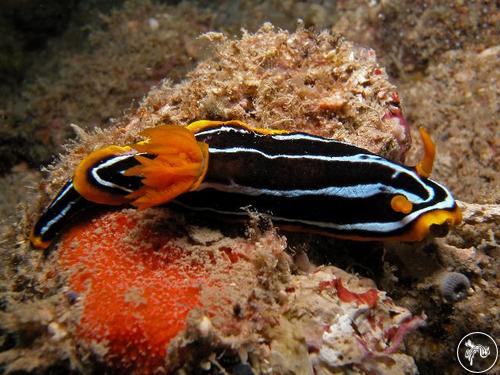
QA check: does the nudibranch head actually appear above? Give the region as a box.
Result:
[175,121,462,243]
[360,127,461,242]
[415,127,435,179]
[394,127,461,241]
[387,177,462,242]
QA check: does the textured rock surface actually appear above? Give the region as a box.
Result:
[0,26,418,374]
[0,1,498,374]
[1,209,424,374]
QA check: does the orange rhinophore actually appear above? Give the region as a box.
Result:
[415,127,435,178]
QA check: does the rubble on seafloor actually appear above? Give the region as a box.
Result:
[402,47,500,204]
[0,9,498,375]
[1,208,425,374]
[392,201,500,374]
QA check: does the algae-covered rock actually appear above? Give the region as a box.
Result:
[39,23,410,204]
[3,209,423,374]
[1,2,498,373]
[0,25,420,374]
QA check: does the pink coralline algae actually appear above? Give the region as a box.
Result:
[285,267,425,374]
[383,91,412,161]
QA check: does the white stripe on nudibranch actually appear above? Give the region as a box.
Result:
[40,199,77,235]
[197,181,426,204]
[175,187,456,234]
[195,126,250,137]
[210,146,378,162]
[195,125,350,145]
[208,146,435,203]
[91,153,136,193]
[272,192,456,233]
[48,181,74,208]
[271,132,349,144]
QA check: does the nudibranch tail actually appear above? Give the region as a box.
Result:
[125,125,209,210]
[30,180,89,249]
[415,127,435,178]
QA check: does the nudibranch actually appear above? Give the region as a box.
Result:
[30,120,461,249]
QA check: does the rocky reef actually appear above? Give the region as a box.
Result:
[0,1,498,374]
[32,23,411,209]
[1,25,425,374]
[7,209,424,373]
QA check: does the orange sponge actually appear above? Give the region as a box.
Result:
[58,210,226,373]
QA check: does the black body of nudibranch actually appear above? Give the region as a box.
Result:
[30,120,462,249]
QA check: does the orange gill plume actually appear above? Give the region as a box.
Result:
[125,125,209,209]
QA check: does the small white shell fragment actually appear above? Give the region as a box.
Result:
[198,316,213,337]
[48,322,67,341]
[148,17,159,31]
